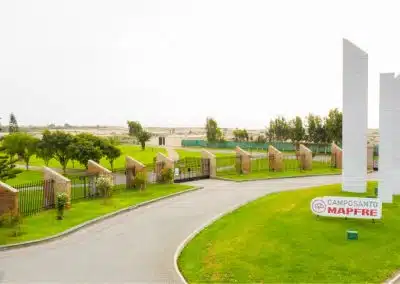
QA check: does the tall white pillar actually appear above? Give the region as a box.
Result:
[392,76,400,195]
[378,73,394,202]
[342,39,368,193]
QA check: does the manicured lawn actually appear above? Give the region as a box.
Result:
[176,149,235,159]
[178,182,400,283]
[17,145,166,170]
[5,170,43,186]
[0,183,193,245]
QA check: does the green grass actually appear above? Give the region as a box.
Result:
[176,149,235,159]
[5,170,43,186]
[18,145,166,170]
[0,183,192,245]
[178,182,400,283]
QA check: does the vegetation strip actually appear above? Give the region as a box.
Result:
[0,185,202,251]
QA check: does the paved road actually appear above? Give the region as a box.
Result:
[0,175,377,283]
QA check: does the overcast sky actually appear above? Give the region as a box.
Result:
[0,0,399,129]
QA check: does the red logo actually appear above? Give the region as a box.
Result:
[312,199,326,214]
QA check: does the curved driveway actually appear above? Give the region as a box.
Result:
[0,174,376,283]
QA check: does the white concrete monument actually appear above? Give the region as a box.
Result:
[342,39,368,193]
[392,76,400,195]
[378,73,395,202]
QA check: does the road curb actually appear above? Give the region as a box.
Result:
[213,173,341,183]
[0,186,203,252]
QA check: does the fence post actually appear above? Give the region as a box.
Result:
[126,156,147,189]
[0,182,18,216]
[201,149,216,178]
[299,144,313,170]
[268,145,283,171]
[156,152,175,181]
[235,146,251,174]
[331,143,343,169]
[367,145,374,171]
[43,167,72,208]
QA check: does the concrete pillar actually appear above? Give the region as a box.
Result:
[156,152,174,169]
[391,76,400,195]
[235,146,251,174]
[166,148,180,161]
[342,39,368,193]
[201,149,216,178]
[299,144,312,170]
[126,156,147,189]
[331,143,343,169]
[268,145,283,171]
[0,182,18,215]
[87,160,113,178]
[43,167,72,208]
[367,145,374,171]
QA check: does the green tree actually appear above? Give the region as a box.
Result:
[272,116,290,141]
[36,130,55,166]
[8,113,19,133]
[205,117,223,143]
[45,131,75,174]
[233,129,249,142]
[127,121,143,138]
[325,108,342,144]
[68,138,103,169]
[2,133,39,170]
[103,144,122,171]
[306,113,317,143]
[0,148,22,181]
[288,116,305,149]
[137,131,152,150]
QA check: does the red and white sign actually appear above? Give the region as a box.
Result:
[310,196,382,219]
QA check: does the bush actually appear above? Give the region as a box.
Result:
[0,210,22,236]
[159,168,174,183]
[56,192,69,220]
[133,171,147,190]
[96,174,114,199]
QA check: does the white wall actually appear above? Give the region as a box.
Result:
[378,73,394,202]
[392,76,400,194]
[342,39,368,193]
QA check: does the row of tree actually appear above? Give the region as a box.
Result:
[1,131,122,173]
[205,108,343,145]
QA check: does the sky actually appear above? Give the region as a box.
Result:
[0,0,400,129]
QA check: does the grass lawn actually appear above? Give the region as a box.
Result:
[178,182,400,283]
[0,183,193,245]
[17,145,166,170]
[5,170,43,186]
[176,149,235,159]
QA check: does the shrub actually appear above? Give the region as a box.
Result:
[56,192,69,220]
[0,210,22,236]
[133,171,147,190]
[160,168,174,183]
[96,174,114,199]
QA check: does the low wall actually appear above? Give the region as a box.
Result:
[331,143,342,169]
[43,167,72,208]
[0,182,18,216]
[299,144,312,170]
[268,145,283,171]
[235,146,251,174]
[201,149,216,178]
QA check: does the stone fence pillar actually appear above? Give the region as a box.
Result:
[0,182,18,216]
[126,156,147,189]
[299,144,313,170]
[235,146,251,174]
[201,149,216,178]
[331,143,343,169]
[268,145,283,171]
[367,145,374,171]
[43,167,72,208]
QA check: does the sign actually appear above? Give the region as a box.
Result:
[310,196,382,219]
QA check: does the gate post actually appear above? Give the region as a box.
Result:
[331,143,343,169]
[126,156,147,189]
[0,182,18,216]
[156,152,175,181]
[43,167,71,208]
[201,149,216,178]
[268,145,283,171]
[235,146,251,174]
[367,145,374,171]
[299,144,313,170]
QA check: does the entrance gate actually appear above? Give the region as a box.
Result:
[174,157,210,183]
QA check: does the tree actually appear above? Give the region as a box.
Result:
[306,113,317,143]
[288,116,305,149]
[68,138,103,169]
[233,129,249,142]
[103,144,121,171]
[137,131,152,150]
[127,121,143,138]
[36,130,55,166]
[0,153,21,181]
[273,116,290,141]
[8,113,19,133]
[325,108,342,144]
[266,120,276,142]
[205,117,223,143]
[107,136,121,146]
[45,131,74,173]
[2,133,39,170]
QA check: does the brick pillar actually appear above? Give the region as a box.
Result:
[235,146,251,174]
[299,144,313,170]
[126,156,147,189]
[201,149,216,178]
[43,167,72,208]
[0,182,18,216]
[268,145,283,171]
[331,143,343,169]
